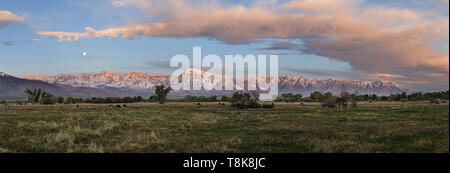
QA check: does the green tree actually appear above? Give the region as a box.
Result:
[274,97,283,102]
[293,94,303,102]
[208,95,217,102]
[57,96,64,104]
[122,96,133,103]
[65,97,74,104]
[381,96,389,101]
[323,92,333,99]
[198,96,207,102]
[40,96,57,105]
[220,96,229,102]
[281,93,294,103]
[310,91,324,102]
[135,96,143,102]
[24,88,43,103]
[41,91,53,98]
[151,85,172,104]
[371,94,378,101]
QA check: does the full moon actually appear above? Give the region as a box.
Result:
[82,52,87,56]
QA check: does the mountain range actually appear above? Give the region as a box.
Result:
[0,70,408,100]
[0,72,113,100]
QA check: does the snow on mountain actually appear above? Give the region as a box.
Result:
[24,69,409,96]
[25,71,171,89]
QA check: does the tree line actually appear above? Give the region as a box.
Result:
[3,87,447,106]
[273,91,449,103]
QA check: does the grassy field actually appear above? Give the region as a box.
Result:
[0,101,448,153]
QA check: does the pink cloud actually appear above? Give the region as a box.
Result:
[36,0,449,89]
[0,11,24,29]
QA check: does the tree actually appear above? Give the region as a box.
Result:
[57,96,64,104]
[121,97,133,103]
[220,96,229,102]
[184,95,197,102]
[310,91,324,102]
[229,92,262,108]
[135,96,143,102]
[198,96,207,102]
[323,92,333,100]
[64,97,83,104]
[40,96,57,105]
[151,85,172,104]
[322,96,336,108]
[371,94,378,101]
[24,88,43,103]
[337,92,350,109]
[41,91,53,98]
[293,94,303,102]
[281,93,294,103]
[208,95,217,102]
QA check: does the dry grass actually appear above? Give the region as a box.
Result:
[0,101,448,153]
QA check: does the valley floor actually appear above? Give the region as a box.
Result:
[0,101,448,153]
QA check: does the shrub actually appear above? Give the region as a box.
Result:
[321,97,336,108]
[57,96,64,104]
[40,96,57,105]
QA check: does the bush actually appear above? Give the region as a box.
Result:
[321,97,336,108]
[40,96,57,105]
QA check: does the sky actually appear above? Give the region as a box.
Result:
[0,0,449,92]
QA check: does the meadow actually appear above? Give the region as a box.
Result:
[0,101,448,153]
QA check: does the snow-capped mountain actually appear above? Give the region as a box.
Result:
[24,69,408,96]
[277,76,408,96]
[26,71,171,89]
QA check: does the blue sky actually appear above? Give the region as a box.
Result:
[0,0,449,91]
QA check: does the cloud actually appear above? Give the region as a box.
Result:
[0,11,24,29]
[1,39,41,46]
[1,41,15,46]
[36,0,449,90]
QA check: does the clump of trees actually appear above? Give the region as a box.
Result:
[272,90,449,104]
[24,88,57,105]
[279,93,303,103]
[150,85,172,104]
[18,87,449,106]
[229,92,274,109]
[320,92,357,108]
[23,88,148,105]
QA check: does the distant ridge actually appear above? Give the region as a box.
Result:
[23,69,409,96]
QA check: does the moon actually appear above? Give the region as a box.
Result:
[82,52,87,56]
